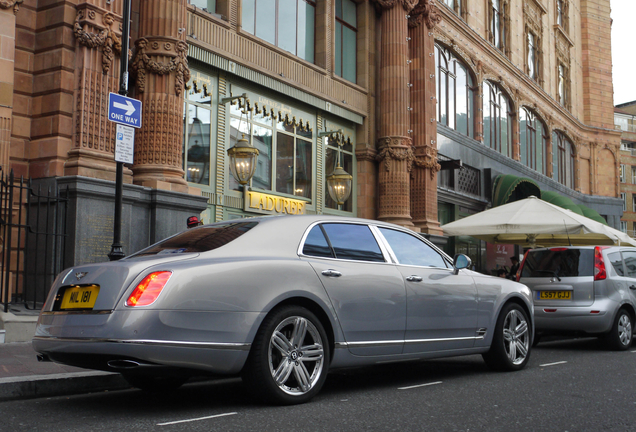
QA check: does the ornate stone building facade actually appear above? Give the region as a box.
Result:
[0,0,622,276]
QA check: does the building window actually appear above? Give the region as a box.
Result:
[190,0,217,14]
[552,131,574,189]
[519,107,547,175]
[525,31,542,82]
[488,0,508,54]
[621,220,627,233]
[228,97,314,200]
[441,0,464,18]
[335,0,357,83]
[483,80,513,157]
[184,74,213,186]
[242,0,316,63]
[557,63,569,108]
[556,0,569,33]
[620,164,626,183]
[632,195,636,212]
[325,132,354,212]
[631,166,636,184]
[621,193,626,211]
[435,44,474,138]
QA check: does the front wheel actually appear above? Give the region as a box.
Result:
[243,305,330,405]
[604,308,633,351]
[483,302,531,371]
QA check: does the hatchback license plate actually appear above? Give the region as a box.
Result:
[60,285,99,310]
[538,290,571,300]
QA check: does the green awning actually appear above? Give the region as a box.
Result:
[578,205,608,225]
[540,191,584,215]
[492,175,541,207]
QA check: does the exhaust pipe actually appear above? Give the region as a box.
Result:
[37,354,51,362]
[107,359,159,370]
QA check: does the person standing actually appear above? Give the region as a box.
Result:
[509,256,520,281]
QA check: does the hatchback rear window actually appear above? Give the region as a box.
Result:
[521,249,594,278]
[129,222,258,257]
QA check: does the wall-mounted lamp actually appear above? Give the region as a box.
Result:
[322,129,352,206]
[223,93,259,186]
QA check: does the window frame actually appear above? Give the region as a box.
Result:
[488,0,509,55]
[483,80,513,158]
[519,107,548,175]
[335,0,358,83]
[552,131,575,188]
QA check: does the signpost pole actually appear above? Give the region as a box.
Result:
[108,0,131,261]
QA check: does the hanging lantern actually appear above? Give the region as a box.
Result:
[326,164,353,206]
[227,134,259,185]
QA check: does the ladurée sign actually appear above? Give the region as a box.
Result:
[245,190,307,215]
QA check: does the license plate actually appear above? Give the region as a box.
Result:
[538,290,571,300]
[60,285,99,310]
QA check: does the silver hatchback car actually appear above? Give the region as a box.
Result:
[518,246,636,350]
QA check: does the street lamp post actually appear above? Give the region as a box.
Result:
[108,0,131,261]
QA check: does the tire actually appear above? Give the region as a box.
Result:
[483,302,531,371]
[243,305,330,405]
[604,308,633,351]
[532,333,541,347]
[122,374,188,392]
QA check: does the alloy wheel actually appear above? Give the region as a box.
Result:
[617,313,632,347]
[502,309,530,365]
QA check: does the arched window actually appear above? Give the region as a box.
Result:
[435,44,474,138]
[552,131,575,188]
[519,108,547,174]
[483,80,512,157]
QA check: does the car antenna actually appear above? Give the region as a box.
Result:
[563,219,572,246]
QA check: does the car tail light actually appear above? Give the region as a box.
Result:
[516,250,530,281]
[550,247,568,252]
[594,247,609,281]
[126,271,172,307]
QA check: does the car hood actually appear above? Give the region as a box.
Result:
[42,253,200,312]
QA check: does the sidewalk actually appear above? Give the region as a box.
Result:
[0,341,129,402]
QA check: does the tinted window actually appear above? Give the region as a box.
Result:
[521,249,594,278]
[321,223,385,262]
[379,228,448,268]
[129,222,257,257]
[608,252,625,276]
[302,225,334,258]
[622,251,636,278]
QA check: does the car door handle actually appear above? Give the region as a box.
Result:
[322,269,342,278]
[630,285,636,290]
[406,275,423,282]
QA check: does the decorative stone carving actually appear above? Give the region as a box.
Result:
[373,0,418,13]
[73,10,123,74]
[409,0,442,29]
[0,0,23,14]
[376,137,414,172]
[413,146,441,180]
[131,38,190,96]
[355,146,378,162]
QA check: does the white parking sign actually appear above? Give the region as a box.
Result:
[115,124,135,164]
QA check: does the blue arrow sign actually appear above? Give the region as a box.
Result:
[108,93,142,128]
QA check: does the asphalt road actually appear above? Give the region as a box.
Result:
[2,337,636,432]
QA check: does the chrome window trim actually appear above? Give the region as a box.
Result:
[32,336,251,351]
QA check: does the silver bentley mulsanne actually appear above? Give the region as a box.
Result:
[33,215,533,404]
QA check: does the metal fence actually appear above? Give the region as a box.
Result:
[0,171,68,313]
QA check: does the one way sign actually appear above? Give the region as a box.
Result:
[108,93,142,128]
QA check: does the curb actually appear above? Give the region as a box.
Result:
[0,371,129,402]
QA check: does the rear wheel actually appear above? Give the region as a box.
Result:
[122,374,188,392]
[483,303,531,371]
[604,308,633,351]
[243,305,329,405]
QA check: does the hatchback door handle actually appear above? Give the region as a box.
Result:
[322,269,342,278]
[406,275,423,282]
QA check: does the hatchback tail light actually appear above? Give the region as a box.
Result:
[126,271,172,307]
[593,247,608,281]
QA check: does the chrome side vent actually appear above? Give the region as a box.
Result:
[476,328,487,338]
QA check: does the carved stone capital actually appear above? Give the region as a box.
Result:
[73,7,123,74]
[355,146,378,162]
[376,136,414,172]
[413,146,441,179]
[0,0,23,14]
[131,37,190,96]
[373,0,418,13]
[408,0,442,29]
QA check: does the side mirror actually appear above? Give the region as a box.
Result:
[453,254,472,275]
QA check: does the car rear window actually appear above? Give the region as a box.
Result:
[521,249,594,278]
[129,222,258,257]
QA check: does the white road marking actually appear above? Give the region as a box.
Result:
[631,350,636,353]
[398,381,443,390]
[157,412,237,426]
[540,361,568,367]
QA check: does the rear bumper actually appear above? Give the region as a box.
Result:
[534,302,614,334]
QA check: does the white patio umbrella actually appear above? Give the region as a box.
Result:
[442,196,636,248]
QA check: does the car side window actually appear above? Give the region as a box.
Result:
[378,227,448,268]
[608,252,625,276]
[302,225,334,258]
[321,223,385,262]
[621,251,636,278]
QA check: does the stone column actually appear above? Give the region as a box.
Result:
[131,0,190,191]
[408,1,442,235]
[374,0,417,227]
